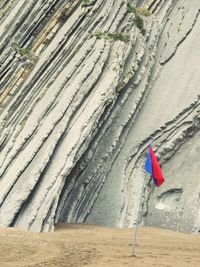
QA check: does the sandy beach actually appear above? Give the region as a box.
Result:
[0,224,200,267]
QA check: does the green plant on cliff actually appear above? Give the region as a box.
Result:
[127,2,136,14]
[92,31,105,39]
[108,32,130,43]
[134,14,144,30]
[127,1,151,16]
[83,0,92,5]
[92,31,130,43]
[11,42,36,62]
[127,2,151,31]
[136,7,151,17]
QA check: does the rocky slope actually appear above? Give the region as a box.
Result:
[0,0,200,232]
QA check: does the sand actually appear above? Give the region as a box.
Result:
[0,224,200,267]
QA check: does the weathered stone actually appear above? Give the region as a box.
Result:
[0,0,200,233]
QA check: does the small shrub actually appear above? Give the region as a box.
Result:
[11,42,36,62]
[92,31,130,43]
[108,32,130,43]
[127,3,147,31]
[136,7,151,17]
[83,0,92,5]
[127,2,136,14]
[92,31,105,39]
[134,15,144,30]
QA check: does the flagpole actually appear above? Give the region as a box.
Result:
[131,145,165,256]
[132,173,146,256]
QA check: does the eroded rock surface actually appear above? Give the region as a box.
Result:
[0,0,200,232]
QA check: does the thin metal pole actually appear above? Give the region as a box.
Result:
[132,174,146,256]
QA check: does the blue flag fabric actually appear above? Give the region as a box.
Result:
[144,147,153,176]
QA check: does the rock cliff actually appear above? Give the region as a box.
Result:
[0,0,200,232]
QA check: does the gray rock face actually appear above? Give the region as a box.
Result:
[0,0,200,232]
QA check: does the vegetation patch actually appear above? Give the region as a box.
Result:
[134,15,144,30]
[136,7,151,17]
[127,2,136,14]
[127,2,151,31]
[92,31,105,39]
[107,32,130,43]
[82,0,92,6]
[83,0,91,3]
[92,31,130,43]
[11,42,37,62]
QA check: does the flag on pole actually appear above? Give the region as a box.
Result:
[144,146,165,187]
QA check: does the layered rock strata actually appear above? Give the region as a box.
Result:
[0,0,200,232]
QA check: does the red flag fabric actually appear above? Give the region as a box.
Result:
[149,146,165,187]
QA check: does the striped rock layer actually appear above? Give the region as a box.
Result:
[0,0,200,232]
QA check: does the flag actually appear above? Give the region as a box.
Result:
[144,146,165,187]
